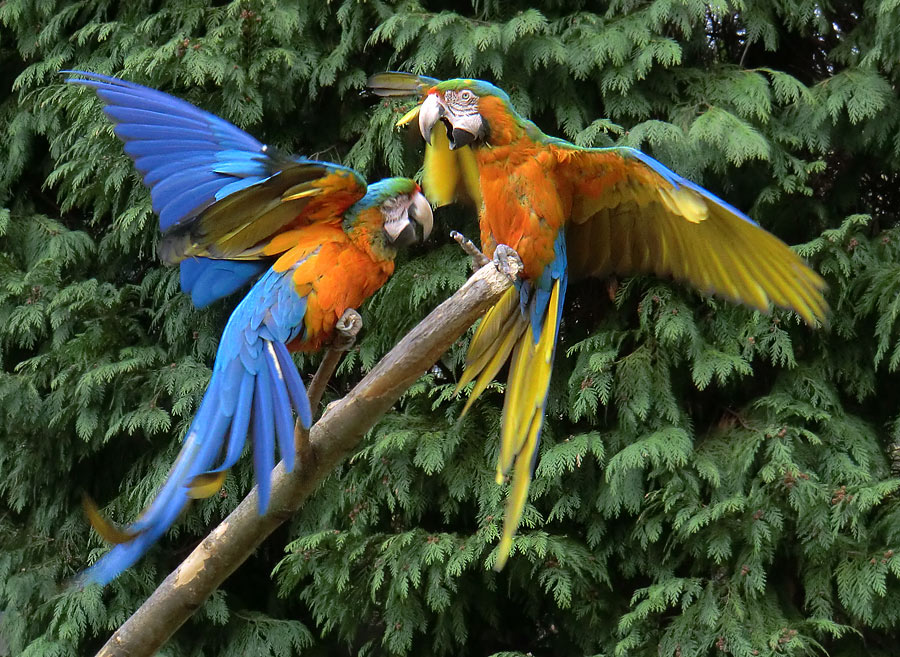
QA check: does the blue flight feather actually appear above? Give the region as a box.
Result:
[78,266,311,586]
[157,179,236,230]
[179,258,269,308]
[252,372,276,514]
[65,71,277,233]
[214,177,263,201]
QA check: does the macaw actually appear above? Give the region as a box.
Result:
[368,72,828,569]
[66,72,433,585]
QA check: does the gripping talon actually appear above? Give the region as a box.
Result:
[333,309,363,351]
[492,244,523,283]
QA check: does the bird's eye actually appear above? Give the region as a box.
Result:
[459,90,475,102]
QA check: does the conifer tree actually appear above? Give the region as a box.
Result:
[2,1,900,655]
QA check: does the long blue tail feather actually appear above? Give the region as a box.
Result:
[273,341,312,427]
[252,372,277,514]
[78,267,310,586]
[265,343,297,475]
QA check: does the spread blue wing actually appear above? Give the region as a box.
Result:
[66,72,370,308]
[64,71,284,232]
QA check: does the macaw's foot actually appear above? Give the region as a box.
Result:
[451,230,490,269]
[492,244,523,283]
[333,308,363,351]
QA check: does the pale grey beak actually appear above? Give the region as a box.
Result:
[418,94,443,145]
[418,94,484,150]
[409,191,433,239]
[383,218,411,243]
[384,191,433,247]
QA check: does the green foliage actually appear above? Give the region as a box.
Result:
[2,1,900,656]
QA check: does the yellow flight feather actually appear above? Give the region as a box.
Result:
[728,256,770,312]
[457,146,483,207]
[569,190,828,326]
[396,105,421,127]
[423,128,460,207]
[282,187,320,202]
[187,471,228,499]
[82,495,138,545]
[704,245,741,302]
[460,316,527,417]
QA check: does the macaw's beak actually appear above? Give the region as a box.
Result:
[409,191,433,240]
[418,94,443,145]
[384,191,434,247]
[418,94,483,150]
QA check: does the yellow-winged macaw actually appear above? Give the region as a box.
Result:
[368,72,827,569]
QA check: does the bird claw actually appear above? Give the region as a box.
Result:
[451,230,490,269]
[492,244,523,283]
[333,309,362,351]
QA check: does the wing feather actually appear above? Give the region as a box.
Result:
[561,146,828,324]
[68,71,369,307]
[158,163,367,263]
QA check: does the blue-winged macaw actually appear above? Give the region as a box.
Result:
[368,72,828,569]
[66,72,432,585]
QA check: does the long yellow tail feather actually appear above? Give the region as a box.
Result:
[498,331,534,482]
[454,287,526,417]
[456,277,563,569]
[494,278,562,568]
[494,412,542,571]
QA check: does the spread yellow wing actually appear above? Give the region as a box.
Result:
[559,146,827,324]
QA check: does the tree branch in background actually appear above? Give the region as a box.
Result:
[95,248,521,657]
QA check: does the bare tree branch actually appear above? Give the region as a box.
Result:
[95,252,520,657]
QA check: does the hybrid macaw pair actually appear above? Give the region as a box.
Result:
[72,67,827,584]
[67,72,432,585]
[367,72,828,569]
